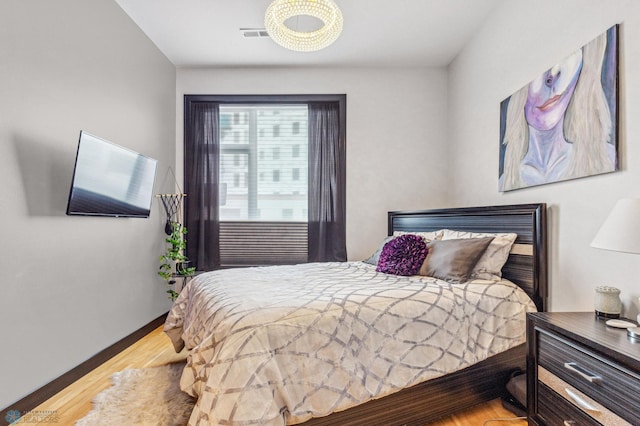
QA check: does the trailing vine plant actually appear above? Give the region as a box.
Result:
[158,221,196,301]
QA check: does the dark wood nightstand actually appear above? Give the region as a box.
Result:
[526,312,640,425]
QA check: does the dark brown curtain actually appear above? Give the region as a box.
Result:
[308,102,347,262]
[184,101,220,270]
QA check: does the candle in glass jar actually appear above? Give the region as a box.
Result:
[594,286,621,319]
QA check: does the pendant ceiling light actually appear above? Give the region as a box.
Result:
[265,0,343,52]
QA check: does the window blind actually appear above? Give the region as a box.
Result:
[219,221,308,266]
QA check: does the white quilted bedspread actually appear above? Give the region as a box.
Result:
[164,262,536,425]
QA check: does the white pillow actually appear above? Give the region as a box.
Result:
[440,229,517,281]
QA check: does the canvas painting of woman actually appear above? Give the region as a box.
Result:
[499,25,618,192]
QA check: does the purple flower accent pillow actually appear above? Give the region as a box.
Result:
[376,234,428,276]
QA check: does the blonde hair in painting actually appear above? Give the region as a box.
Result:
[500,86,528,191]
[564,31,614,177]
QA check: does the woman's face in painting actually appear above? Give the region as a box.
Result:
[525,49,583,131]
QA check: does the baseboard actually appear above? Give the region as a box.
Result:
[0,313,168,423]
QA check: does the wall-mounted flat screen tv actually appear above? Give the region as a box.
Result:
[66,131,157,218]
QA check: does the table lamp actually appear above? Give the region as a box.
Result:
[591,198,640,323]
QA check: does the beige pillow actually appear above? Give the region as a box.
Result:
[419,237,494,283]
[440,229,517,281]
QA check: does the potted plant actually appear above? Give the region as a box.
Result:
[158,221,196,301]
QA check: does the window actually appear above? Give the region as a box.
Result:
[184,94,346,269]
[216,104,310,266]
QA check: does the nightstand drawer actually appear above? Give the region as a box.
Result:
[538,367,632,425]
[537,329,640,425]
[537,383,600,426]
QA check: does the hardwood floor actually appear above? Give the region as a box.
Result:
[32,326,526,425]
[30,326,187,424]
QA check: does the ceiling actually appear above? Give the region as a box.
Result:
[114,0,503,68]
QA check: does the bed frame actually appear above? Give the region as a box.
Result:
[305,203,547,425]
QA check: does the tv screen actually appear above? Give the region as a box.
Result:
[66,131,157,218]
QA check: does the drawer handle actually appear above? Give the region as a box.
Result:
[564,388,600,412]
[563,362,603,383]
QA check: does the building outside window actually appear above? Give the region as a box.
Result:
[219,105,308,221]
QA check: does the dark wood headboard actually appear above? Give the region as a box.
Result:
[388,203,547,312]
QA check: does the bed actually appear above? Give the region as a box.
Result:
[164,203,547,425]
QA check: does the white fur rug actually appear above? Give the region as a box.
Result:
[76,362,195,426]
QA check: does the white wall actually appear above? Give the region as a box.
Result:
[0,0,176,408]
[176,67,450,261]
[448,0,640,317]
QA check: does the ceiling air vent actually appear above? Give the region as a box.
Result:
[240,28,270,38]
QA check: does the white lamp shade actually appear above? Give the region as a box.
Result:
[591,198,640,254]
